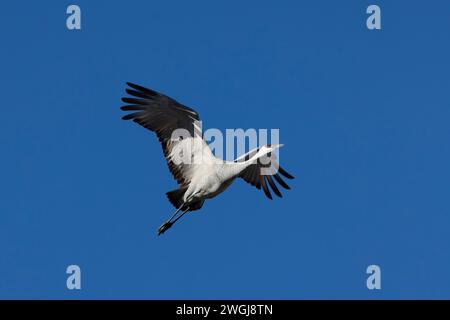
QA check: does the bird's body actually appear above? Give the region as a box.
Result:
[121,82,294,235]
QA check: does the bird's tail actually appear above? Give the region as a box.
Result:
[166,187,188,210]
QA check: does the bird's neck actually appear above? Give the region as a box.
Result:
[228,161,251,176]
[223,154,262,179]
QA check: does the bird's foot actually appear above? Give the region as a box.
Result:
[157,221,173,236]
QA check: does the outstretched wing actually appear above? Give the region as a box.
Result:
[121,82,201,187]
[235,148,294,200]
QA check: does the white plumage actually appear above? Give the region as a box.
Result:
[121,82,294,235]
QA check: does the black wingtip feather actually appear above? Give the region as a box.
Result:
[278,166,294,179]
[126,82,159,96]
[121,97,148,105]
[260,176,273,200]
[273,174,290,190]
[266,175,282,198]
[120,105,147,111]
[126,88,151,99]
[121,111,143,120]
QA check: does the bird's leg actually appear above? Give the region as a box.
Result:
[157,205,189,236]
[170,209,189,225]
[167,206,184,223]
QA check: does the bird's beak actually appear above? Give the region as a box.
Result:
[267,144,283,151]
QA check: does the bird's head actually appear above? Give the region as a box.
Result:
[262,144,284,153]
[253,144,283,162]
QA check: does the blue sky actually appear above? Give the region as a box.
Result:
[1,1,450,299]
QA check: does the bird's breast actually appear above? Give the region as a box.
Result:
[191,171,235,200]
